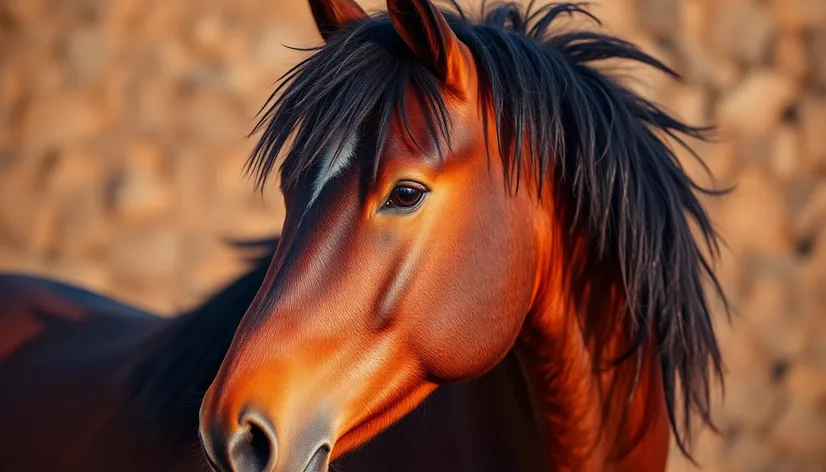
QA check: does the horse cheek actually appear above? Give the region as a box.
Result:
[411,220,535,381]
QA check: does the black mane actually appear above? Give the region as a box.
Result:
[247,1,728,457]
[124,238,276,438]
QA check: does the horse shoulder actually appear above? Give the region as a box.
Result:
[0,273,157,362]
[0,274,174,471]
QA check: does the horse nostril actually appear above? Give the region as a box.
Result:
[227,408,278,472]
[247,421,273,470]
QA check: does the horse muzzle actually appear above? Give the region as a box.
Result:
[199,400,333,472]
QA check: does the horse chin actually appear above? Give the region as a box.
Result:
[332,381,437,460]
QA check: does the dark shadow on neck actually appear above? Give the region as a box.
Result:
[335,351,549,472]
[123,238,277,440]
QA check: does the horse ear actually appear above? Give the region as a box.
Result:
[386,0,470,94]
[308,0,368,41]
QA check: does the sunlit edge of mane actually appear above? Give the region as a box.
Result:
[244,0,730,460]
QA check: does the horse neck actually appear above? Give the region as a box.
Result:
[514,232,670,472]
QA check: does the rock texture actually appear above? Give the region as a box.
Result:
[0,0,824,470]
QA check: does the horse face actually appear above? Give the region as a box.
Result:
[199,1,543,471]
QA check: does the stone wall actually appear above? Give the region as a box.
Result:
[1,0,824,470]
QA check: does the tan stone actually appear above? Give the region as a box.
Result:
[773,32,809,81]
[191,14,226,53]
[717,70,798,137]
[670,84,708,126]
[0,60,25,121]
[812,30,826,88]
[770,397,826,455]
[21,94,105,152]
[0,158,39,247]
[13,148,109,259]
[182,91,245,145]
[0,243,41,275]
[809,312,826,372]
[25,200,61,258]
[44,258,110,294]
[742,269,808,359]
[0,151,75,255]
[714,167,791,254]
[227,60,269,99]
[712,1,775,64]
[133,76,177,132]
[1,0,45,29]
[29,58,67,96]
[98,0,144,30]
[45,146,104,195]
[589,0,636,33]
[770,456,826,472]
[210,199,284,241]
[770,125,800,181]
[190,13,250,62]
[56,189,111,260]
[252,25,307,73]
[771,0,826,30]
[109,169,174,223]
[798,95,826,173]
[680,0,709,46]
[723,434,780,472]
[140,1,189,39]
[635,0,680,39]
[711,58,742,93]
[785,361,826,404]
[706,140,738,184]
[793,183,826,238]
[107,225,183,283]
[213,143,257,197]
[672,40,741,91]
[734,133,775,167]
[171,146,213,230]
[715,330,780,430]
[795,230,826,335]
[108,142,174,222]
[63,27,116,87]
[155,40,194,79]
[126,141,167,175]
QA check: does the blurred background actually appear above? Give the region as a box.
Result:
[0,0,824,470]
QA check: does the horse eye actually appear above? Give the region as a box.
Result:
[385,184,426,210]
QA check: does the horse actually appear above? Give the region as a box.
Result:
[197,1,729,472]
[0,232,547,472]
[0,0,722,472]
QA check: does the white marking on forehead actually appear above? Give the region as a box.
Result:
[309,134,359,206]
